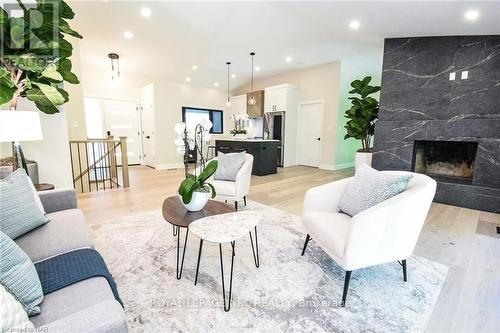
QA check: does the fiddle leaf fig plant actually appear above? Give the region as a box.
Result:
[178,160,218,204]
[344,76,381,152]
[0,0,82,113]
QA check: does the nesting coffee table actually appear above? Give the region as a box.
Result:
[161,196,235,279]
[189,211,262,311]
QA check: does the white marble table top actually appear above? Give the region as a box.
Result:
[189,211,263,243]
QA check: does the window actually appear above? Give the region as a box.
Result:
[182,107,223,134]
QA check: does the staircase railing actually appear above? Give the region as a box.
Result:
[69,136,129,193]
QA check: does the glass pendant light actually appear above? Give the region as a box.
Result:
[248,52,257,105]
[108,53,120,81]
[226,61,231,107]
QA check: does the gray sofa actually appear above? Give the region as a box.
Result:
[14,189,127,332]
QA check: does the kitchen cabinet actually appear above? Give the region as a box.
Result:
[215,139,279,176]
[264,84,296,113]
[229,95,247,117]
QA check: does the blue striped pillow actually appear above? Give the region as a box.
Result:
[0,169,49,239]
[0,230,44,316]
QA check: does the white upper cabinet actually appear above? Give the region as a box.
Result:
[229,94,247,116]
[264,84,297,112]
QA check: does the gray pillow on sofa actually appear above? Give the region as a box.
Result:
[214,151,246,181]
[0,169,49,239]
[0,230,44,316]
[338,164,412,216]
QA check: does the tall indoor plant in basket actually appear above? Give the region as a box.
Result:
[343,76,381,169]
[174,119,218,211]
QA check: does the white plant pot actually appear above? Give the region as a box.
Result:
[233,134,247,140]
[180,190,211,212]
[355,151,373,171]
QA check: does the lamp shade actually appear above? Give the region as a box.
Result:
[0,111,43,142]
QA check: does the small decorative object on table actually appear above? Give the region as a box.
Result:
[343,76,381,170]
[174,119,218,212]
[230,113,249,139]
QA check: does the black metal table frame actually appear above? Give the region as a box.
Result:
[173,225,189,280]
[193,226,260,311]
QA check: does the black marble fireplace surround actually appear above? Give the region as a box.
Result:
[372,36,500,213]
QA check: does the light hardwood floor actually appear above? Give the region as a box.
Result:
[77,165,500,333]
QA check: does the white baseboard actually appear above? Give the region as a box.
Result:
[319,162,354,171]
[155,163,183,170]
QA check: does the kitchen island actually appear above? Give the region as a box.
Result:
[215,139,279,176]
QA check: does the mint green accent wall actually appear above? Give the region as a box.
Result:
[335,56,382,169]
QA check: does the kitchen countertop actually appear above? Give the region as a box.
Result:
[215,138,279,142]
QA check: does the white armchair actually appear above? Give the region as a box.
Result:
[301,171,436,307]
[204,153,254,210]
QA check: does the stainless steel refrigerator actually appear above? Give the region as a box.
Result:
[266,112,285,167]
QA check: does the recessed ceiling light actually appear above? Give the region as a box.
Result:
[255,66,260,72]
[123,31,134,39]
[185,77,191,82]
[285,56,293,63]
[192,65,198,70]
[213,82,219,87]
[349,20,360,30]
[141,8,151,17]
[231,74,236,79]
[464,10,479,21]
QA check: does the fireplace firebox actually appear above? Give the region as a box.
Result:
[411,140,478,183]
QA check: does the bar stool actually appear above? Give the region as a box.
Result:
[206,145,217,160]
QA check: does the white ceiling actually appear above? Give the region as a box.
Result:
[70,1,500,90]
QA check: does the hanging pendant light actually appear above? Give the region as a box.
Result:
[108,53,120,81]
[248,52,257,105]
[226,61,231,107]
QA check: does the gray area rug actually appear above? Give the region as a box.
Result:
[91,201,448,333]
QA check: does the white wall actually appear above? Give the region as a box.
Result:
[235,62,341,168]
[1,99,73,188]
[144,82,228,169]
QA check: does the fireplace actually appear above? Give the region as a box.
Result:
[412,140,478,183]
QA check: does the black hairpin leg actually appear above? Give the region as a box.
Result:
[249,226,260,268]
[219,241,235,312]
[244,196,247,206]
[194,239,204,285]
[172,225,177,236]
[235,201,238,211]
[398,260,408,282]
[341,270,352,307]
[176,227,189,280]
[301,234,310,256]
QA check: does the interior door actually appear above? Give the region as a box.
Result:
[103,99,141,165]
[140,95,155,167]
[297,102,323,167]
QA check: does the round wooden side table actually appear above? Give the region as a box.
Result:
[161,196,235,279]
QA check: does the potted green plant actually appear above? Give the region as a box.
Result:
[1,0,82,177]
[174,120,218,211]
[343,76,381,170]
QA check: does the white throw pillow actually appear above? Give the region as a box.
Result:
[338,164,412,216]
[214,152,246,181]
[0,283,34,332]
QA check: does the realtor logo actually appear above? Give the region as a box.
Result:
[1,0,60,60]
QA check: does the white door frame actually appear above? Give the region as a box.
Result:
[84,95,143,163]
[297,100,324,167]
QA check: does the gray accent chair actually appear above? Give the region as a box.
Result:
[14,189,128,333]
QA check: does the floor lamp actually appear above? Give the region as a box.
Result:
[0,111,43,174]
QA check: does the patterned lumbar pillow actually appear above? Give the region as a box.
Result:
[0,169,49,239]
[338,164,413,216]
[0,231,44,316]
[214,151,246,181]
[0,283,35,331]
